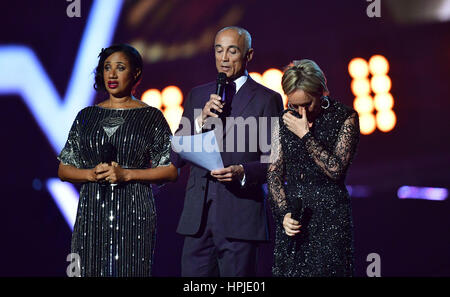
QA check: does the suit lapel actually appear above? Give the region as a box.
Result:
[224,77,257,136]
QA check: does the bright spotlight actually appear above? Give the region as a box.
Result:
[376,109,397,132]
[351,78,371,97]
[249,72,263,85]
[371,75,392,94]
[281,94,288,108]
[354,95,374,114]
[163,105,184,133]
[141,88,162,109]
[369,55,389,76]
[262,68,283,93]
[251,70,287,107]
[161,85,183,108]
[374,93,394,111]
[359,113,376,135]
[348,58,369,79]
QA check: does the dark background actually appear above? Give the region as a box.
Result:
[1,0,449,276]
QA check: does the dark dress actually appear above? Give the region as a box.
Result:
[57,105,172,277]
[267,99,360,277]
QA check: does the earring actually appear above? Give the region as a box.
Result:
[321,96,330,109]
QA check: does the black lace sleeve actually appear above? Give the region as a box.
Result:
[57,111,82,168]
[267,120,288,222]
[303,112,359,181]
[149,109,172,168]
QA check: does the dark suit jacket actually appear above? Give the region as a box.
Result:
[171,77,283,241]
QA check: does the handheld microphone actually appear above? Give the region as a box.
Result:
[100,142,118,187]
[212,72,227,115]
[290,197,303,222]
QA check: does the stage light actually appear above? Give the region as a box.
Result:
[262,68,283,92]
[281,94,288,108]
[359,113,376,135]
[346,185,371,198]
[374,93,394,111]
[257,68,287,107]
[371,75,392,94]
[141,88,162,109]
[398,186,448,201]
[376,109,396,132]
[0,0,124,152]
[369,55,389,76]
[142,85,184,133]
[163,105,184,133]
[47,178,79,230]
[249,72,263,85]
[0,0,124,229]
[348,58,369,79]
[354,95,374,114]
[161,85,183,108]
[351,78,371,97]
[349,55,396,135]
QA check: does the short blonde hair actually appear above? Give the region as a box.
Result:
[281,59,329,98]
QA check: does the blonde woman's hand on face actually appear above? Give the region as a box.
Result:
[283,212,301,236]
[282,106,313,139]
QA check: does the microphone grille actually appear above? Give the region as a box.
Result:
[217,72,227,84]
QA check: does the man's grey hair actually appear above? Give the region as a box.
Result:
[216,26,252,54]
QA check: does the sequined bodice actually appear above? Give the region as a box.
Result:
[59,106,170,170]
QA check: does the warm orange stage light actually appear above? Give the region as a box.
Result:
[142,89,162,109]
[349,58,369,79]
[349,55,396,135]
[376,110,396,132]
[141,86,184,133]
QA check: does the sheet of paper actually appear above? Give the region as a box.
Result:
[171,130,224,171]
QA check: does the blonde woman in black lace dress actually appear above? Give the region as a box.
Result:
[268,60,360,276]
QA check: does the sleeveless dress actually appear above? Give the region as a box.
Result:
[58,105,171,276]
[267,99,359,277]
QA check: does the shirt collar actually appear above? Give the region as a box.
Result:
[232,70,248,93]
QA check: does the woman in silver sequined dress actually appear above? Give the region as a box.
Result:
[57,44,177,276]
[268,60,360,276]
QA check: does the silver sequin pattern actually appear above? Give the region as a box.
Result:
[267,99,360,277]
[57,106,172,276]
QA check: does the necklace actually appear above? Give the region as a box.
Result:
[100,111,126,138]
[101,97,133,138]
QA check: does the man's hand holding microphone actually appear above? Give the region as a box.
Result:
[195,72,245,184]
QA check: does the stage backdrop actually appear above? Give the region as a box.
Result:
[1,0,449,276]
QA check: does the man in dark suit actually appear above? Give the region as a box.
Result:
[171,26,283,276]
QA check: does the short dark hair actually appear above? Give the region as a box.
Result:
[94,44,143,95]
